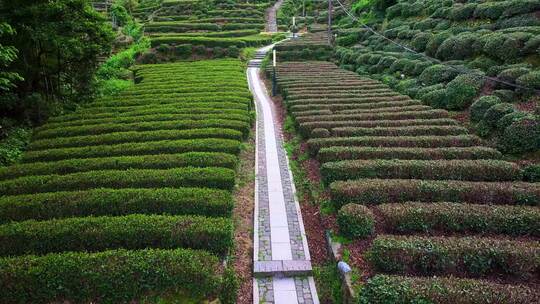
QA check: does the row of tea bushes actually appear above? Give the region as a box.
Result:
[0,59,251,302]
[359,275,539,304]
[270,60,539,301]
[139,0,273,60]
[332,0,540,155]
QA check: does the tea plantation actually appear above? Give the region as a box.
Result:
[0,59,249,303]
[333,0,540,154]
[270,59,540,303]
[136,0,285,62]
[2,0,540,302]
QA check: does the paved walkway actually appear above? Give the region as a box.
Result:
[266,0,284,32]
[247,46,319,304]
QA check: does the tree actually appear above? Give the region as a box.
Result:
[0,0,115,122]
[0,23,23,91]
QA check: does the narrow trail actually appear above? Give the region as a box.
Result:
[266,0,284,32]
[247,46,319,304]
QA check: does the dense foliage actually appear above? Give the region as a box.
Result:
[0,0,114,123]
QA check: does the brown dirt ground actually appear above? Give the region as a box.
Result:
[233,128,256,304]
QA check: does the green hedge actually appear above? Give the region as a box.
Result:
[317,146,501,162]
[308,135,482,154]
[0,167,236,195]
[331,125,467,137]
[28,128,243,150]
[289,100,422,112]
[33,119,250,139]
[0,187,233,223]
[470,96,501,123]
[499,116,540,154]
[358,275,540,304]
[330,179,540,207]
[144,22,220,32]
[0,214,232,256]
[38,113,250,130]
[51,103,249,122]
[0,248,224,303]
[367,235,539,279]
[22,138,241,162]
[150,35,271,48]
[321,159,522,183]
[379,202,540,236]
[0,152,237,180]
[337,204,374,239]
[299,118,457,135]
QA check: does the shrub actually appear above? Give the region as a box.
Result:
[0,167,236,195]
[436,32,480,61]
[308,135,481,154]
[496,111,530,131]
[468,56,498,72]
[470,96,501,123]
[483,32,533,62]
[317,146,501,162]
[38,112,250,130]
[516,70,540,91]
[330,179,540,207]
[0,152,237,180]
[332,125,467,137]
[420,89,447,108]
[0,187,233,223]
[33,119,250,139]
[499,116,540,154]
[482,103,515,130]
[474,2,508,20]
[492,89,515,103]
[524,164,540,182]
[419,64,459,85]
[380,202,540,236]
[28,128,243,150]
[299,118,457,135]
[445,74,485,110]
[311,128,330,138]
[358,275,540,304]
[450,3,477,21]
[416,83,444,98]
[0,214,233,256]
[321,159,521,183]
[337,204,375,239]
[295,110,448,124]
[23,138,241,162]
[174,44,192,58]
[367,235,538,279]
[425,32,451,57]
[0,248,223,303]
[497,67,531,86]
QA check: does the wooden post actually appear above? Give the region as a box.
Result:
[272,50,277,97]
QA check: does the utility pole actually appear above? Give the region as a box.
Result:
[328,0,332,45]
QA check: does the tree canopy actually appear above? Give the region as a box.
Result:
[0,0,114,123]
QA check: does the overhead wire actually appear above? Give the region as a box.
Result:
[332,0,540,94]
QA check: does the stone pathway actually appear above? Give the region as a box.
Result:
[247,46,319,304]
[266,0,284,32]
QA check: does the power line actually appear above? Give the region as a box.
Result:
[333,0,540,94]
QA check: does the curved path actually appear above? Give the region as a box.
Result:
[266,0,284,32]
[248,46,319,304]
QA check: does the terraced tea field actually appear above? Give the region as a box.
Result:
[270,60,540,303]
[139,0,279,54]
[0,59,250,303]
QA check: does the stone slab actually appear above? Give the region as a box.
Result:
[254,260,313,277]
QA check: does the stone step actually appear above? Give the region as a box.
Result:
[254,260,313,277]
